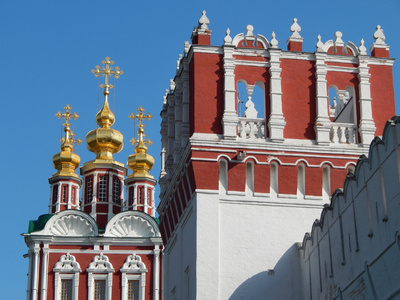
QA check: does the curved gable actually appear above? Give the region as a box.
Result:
[31,210,98,237]
[105,211,161,238]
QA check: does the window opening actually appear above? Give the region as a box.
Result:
[86,177,93,204]
[98,176,107,202]
[62,185,67,203]
[129,186,134,206]
[147,188,151,205]
[53,185,59,204]
[128,280,139,300]
[71,187,76,205]
[138,187,144,204]
[94,280,106,300]
[61,279,73,300]
[113,177,120,203]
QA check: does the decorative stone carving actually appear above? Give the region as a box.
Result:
[316,35,324,52]
[270,32,278,48]
[87,253,114,272]
[373,25,386,46]
[359,39,367,55]
[333,31,344,52]
[198,10,210,30]
[224,28,232,45]
[290,18,302,39]
[49,215,95,236]
[53,253,81,272]
[106,215,156,237]
[120,254,147,273]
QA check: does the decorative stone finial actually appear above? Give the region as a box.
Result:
[198,10,210,30]
[245,25,254,37]
[334,31,344,47]
[224,28,232,45]
[170,79,175,92]
[184,41,190,55]
[359,39,367,55]
[316,35,324,52]
[176,54,183,72]
[270,31,279,48]
[290,18,302,39]
[373,25,386,46]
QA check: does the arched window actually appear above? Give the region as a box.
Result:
[270,162,278,198]
[219,159,228,194]
[237,80,266,139]
[297,163,306,200]
[328,85,357,144]
[245,162,254,196]
[53,253,81,300]
[322,165,331,201]
[87,254,114,300]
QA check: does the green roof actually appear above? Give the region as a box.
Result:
[27,214,53,233]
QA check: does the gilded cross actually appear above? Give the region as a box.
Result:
[128,106,153,146]
[55,104,79,127]
[55,105,81,148]
[91,57,124,95]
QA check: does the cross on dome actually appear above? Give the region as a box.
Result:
[91,57,124,96]
[55,104,79,127]
[128,106,153,147]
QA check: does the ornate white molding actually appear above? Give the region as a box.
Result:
[53,253,81,300]
[87,253,114,300]
[32,210,98,237]
[105,211,161,238]
[120,254,147,300]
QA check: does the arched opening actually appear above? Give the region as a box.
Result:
[297,163,305,200]
[270,162,278,198]
[328,85,357,144]
[237,80,265,139]
[245,162,254,196]
[219,159,228,194]
[322,165,331,201]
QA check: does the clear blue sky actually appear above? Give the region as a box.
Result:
[1,1,399,298]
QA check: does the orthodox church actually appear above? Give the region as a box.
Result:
[24,11,400,300]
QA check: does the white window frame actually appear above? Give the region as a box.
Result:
[53,253,81,300]
[87,254,114,300]
[120,254,147,300]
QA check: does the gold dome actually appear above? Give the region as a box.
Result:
[86,57,124,162]
[127,107,154,179]
[86,99,123,161]
[51,105,81,179]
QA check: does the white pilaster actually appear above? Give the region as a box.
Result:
[40,245,49,300]
[31,246,40,300]
[358,55,376,146]
[222,44,238,140]
[314,52,331,145]
[268,48,286,142]
[153,247,160,300]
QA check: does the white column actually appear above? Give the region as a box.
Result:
[314,52,331,145]
[222,44,238,140]
[40,245,49,300]
[26,249,33,300]
[358,55,376,146]
[268,49,286,142]
[153,247,161,300]
[31,246,40,300]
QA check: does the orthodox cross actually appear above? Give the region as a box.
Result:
[55,104,81,148]
[128,106,153,146]
[91,57,124,95]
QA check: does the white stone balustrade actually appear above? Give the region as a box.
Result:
[330,123,357,144]
[238,118,265,139]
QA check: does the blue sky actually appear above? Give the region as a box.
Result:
[1,0,399,298]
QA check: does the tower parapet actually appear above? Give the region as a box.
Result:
[158,13,396,299]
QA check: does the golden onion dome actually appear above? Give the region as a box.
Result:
[86,99,123,161]
[127,107,154,179]
[51,105,81,179]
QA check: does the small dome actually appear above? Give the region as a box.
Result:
[51,123,80,179]
[86,99,123,161]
